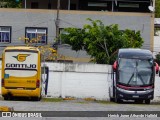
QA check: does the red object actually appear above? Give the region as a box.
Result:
[117,84,154,90]
[1,79,4,87]
[36,79,40,88]
[155,62,159,74]
[113,61,117,71]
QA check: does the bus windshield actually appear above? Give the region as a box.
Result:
[118,58,153,86]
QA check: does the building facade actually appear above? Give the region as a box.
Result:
[0,0,155,62]
[22,0,152,12]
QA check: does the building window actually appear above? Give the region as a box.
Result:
[70,4,76,10]
[0,26,11,43]
[117,1,150,12]
[25,27,47,44]
[119,3,139,8]
[48,2,51,9]
[87,1,109,11]
[31,2,39,9]
[88,2,107,7]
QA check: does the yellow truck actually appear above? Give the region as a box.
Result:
[1,46,42,101]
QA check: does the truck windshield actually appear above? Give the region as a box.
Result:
[118,58,153,86]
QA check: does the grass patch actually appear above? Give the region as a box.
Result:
[42,98,63,102]
[63,97,76,100]
[84,98,96,101]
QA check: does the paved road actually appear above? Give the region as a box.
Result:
[0,99,160,120]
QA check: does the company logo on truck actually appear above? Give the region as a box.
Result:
[5,54,37,69]
[13,54,30,62]
[6,64,36,69]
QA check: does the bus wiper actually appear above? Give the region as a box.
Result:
[127,73,134,85]
[138,73,145,85]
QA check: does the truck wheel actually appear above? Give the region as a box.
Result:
[145,99,150,104]
[4,96,8,100]
[32,97,41,101]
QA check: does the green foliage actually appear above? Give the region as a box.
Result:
[61,19,143,64]
[155,0,160,18]
[42,98,63,102]
[61,28,84,51]
[0,0,22,8]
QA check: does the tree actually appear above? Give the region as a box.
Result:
[0,0,22,8]
[61,18,143,64]
[155,0,160,18]
[19,36,57,62]
[155,53,160,65]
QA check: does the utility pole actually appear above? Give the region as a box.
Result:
[55,0,60,44]
[24,0,26,9]
[68,0,70,10]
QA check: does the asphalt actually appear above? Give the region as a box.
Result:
[0,98,160,120]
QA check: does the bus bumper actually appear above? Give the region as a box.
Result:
[116,87,154,100]
[1,87,41,98]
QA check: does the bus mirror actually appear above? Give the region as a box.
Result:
[113,61,117,72]
[154,62,159,74]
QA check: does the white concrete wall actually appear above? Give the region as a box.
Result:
[44,63,111,100]
[153,36,160,58]
[153,74,160,101]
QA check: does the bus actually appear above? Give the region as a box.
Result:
[109,48,156,104]
[1,46,42,101]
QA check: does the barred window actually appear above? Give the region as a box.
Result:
[25,27,47,44]
[0,26,11,43]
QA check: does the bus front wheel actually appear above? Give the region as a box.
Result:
[145,99,150,104]
[135,100,143,104]
[115,97,123,103]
